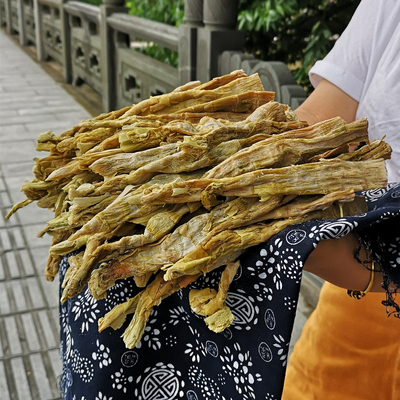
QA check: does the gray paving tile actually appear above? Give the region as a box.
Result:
[0,95,52,108]
[0,361,11,399]
[3,176,35,204]
[5,251,26,279]
[0,65,42,76]
[37,310,59,348]
[0,211,8,228]
[0,124,29,137]
[4,316,22,355]
[26,277,46,309]
[0,190,12,208]
[27,76,61,87]
[0,78,36,88]
[6,204,52,227]
[18,104,86,117]
[0,99,45,110]
[0,282,11,314]
[5,226,26,249]
[31,245,50,271]
[41,280,60,309]
[5,249,35,279]
[8,280,29,312]
[54,110,91,124]
[0,112,67,126]
[48,349,62,399]
[10,357,31,399]
[0,109,18,118]
[24,119,82,135]
[0,161,36,179]
[20,223,53,248]
[30,353,54,400]
[50,308,60,333]
[0,140,37,163]
[0,227,13,251]
[48,347,62,373]
[45,98,87,107]
[0,209,20,229]
[0,258,5,281]
[0,130,46,142]
[21,313,41,352]
[0,326,3,357]
[1,86,38,97]
[31,247,60,306]
[34,89,75,99]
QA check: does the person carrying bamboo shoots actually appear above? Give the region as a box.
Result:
[282,0,400,399]
[5,12,400,397]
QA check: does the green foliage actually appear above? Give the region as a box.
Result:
[126,0,184,26]
[79,0,102,5]
[136,44,179,68]
[237,0,361,92]
[125,0,184,67]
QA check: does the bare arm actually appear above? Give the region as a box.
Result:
[295,78,384,292]
[304,235,383,292]
[295,78,358,125]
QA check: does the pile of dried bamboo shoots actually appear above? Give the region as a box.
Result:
[6,70,391,349]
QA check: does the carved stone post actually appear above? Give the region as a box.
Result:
[60,0,72,82]
[203,0,238,29]
[184,0,203,26]
[16,0,27,45]
[178,0,203,84]
[4,0,12,35]
[100,0,126,111]
[196,0,244,82]
[33,0,44,60]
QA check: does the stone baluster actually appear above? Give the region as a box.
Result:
[33,0,44,60]
[60,0,72,82]
[196,0,244,82]
[4,0,12,35]
[16,0,27,45]
[184,0,203,27]
[178,0,203,84]
[203,0,238,30]
[100,0,127,111]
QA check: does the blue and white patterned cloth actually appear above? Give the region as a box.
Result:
[59,184,400,400]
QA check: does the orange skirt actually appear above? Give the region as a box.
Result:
[282,282,400,400]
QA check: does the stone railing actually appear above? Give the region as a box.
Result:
[62,1,102,93]
[37,0,64,65]
[106,12,181,110]
[0,0,307,113]
[220,51,307,108]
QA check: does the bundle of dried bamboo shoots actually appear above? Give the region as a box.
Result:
[6,70,391,349]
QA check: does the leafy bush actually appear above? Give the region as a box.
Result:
[126,0,184,26]
[237,0,361,92]
[125,0,184,67]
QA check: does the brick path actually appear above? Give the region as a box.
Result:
[0,28,314,400]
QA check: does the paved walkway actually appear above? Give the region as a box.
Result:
[0,29,92,400]
[0,28,313,400]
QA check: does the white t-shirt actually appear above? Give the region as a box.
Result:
[309,0,400,182]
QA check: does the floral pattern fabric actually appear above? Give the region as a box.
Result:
[59,184,400,400]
